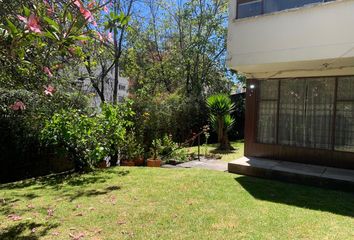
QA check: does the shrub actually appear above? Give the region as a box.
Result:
[41,102,134,170]
[206,94,235,150]
[121,131,144,161]
[0,88,89,180]
[159,135,188,163]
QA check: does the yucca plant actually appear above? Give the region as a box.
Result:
[206,94,235,150]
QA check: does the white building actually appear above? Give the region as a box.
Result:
[77,65,129,109]
[227,0,354,169]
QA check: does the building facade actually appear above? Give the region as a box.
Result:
[78,66,129,109]
[227,0,354,169]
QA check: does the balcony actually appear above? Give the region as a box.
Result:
[227,0,354,78]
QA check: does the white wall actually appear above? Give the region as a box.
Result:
[227,0,354,78]
[78,65,129,109]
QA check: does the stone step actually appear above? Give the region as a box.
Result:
[228,157,354,192]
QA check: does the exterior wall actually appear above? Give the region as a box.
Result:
[244,79,354,169]
[227,0,354,78]
[78,66,129,109]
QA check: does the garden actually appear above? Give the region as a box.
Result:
[0,1,353,239]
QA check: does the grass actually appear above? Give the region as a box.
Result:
[184,140,244,162]
[1,167,353,240]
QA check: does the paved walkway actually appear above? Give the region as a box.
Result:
[229,156,354,191]
[162,157,228,172]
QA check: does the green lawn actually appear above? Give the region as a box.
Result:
[1,168,353,240]
[184,140,244,162]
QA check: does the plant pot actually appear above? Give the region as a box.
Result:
[134,157,144,166]
[121,160,135,167]
[97,160,107,169]
[147,158,162,167]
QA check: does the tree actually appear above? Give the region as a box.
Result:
[206,94,235,150]
[75,0,134,105]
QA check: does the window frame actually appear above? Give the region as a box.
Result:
[236,0,334,20]
[255,76,354,153]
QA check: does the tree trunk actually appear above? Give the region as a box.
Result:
[217,116,233,151]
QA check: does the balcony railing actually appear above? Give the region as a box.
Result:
[236,0,334,19]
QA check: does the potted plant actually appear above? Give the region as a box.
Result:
[133,144,145,166]
[120,133,136,166]
[147,139,162,167]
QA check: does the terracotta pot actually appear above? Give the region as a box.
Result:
[134,157,144,166]
[97,160,107,169]
[147,158,162,167]
[121,160,135,167]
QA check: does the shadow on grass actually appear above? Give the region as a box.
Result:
[235,176,354,218]
[210,148,239,155]
[65,185,122,202]
[0,168,129,191]
[0,221,59,240]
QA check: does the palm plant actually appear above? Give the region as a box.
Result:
[206,94,235,150]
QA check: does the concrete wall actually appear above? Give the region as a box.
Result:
[227,0,354,78]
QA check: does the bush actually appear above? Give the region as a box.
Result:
[159,135,188,163]
[0,88,89,181]
[41,102,134,170]
[120,131,144,161]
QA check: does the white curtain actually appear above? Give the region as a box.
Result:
[257,80,278,144]
[335,76,354,152]
[277,78,334,149]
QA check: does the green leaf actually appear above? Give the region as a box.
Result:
[71,35,89,41]
[5,19,18,34]
[43,17,60,32]
[67,12,73,22]
[23,6,30,17]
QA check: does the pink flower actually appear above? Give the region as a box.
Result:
[17,15,27,23]
[92,20,97,27]
[43,67,53,78]
[96,31,104,42]
[104,6,109,13]
[44,0,54,15]
[44,85,56,96]
[74,0,94,22]
[10,101,26,111]
[27,15,42,33]
[107,32,113,43]
[81,8,93,22]
[17,15,42,33]
[73,0,82,8]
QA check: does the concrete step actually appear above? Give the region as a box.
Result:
[228,157,354,192]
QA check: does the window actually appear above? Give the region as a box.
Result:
[256,77,354,152]
[257,80,279,144]
[237,0,263,19]
[335,76,354,152]
[278,78,335,149]
[119,84,126,91]
[237,0,334,19]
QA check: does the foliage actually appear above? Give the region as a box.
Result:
[125,0,232,97]
[124,0,234,146]
[157,135,188,163]
[0,88,88,174]
[149,138,163,160]
[41,102,134,170]
[206,94,235,150]
[0,0,99,91]
[121,131,144,161]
